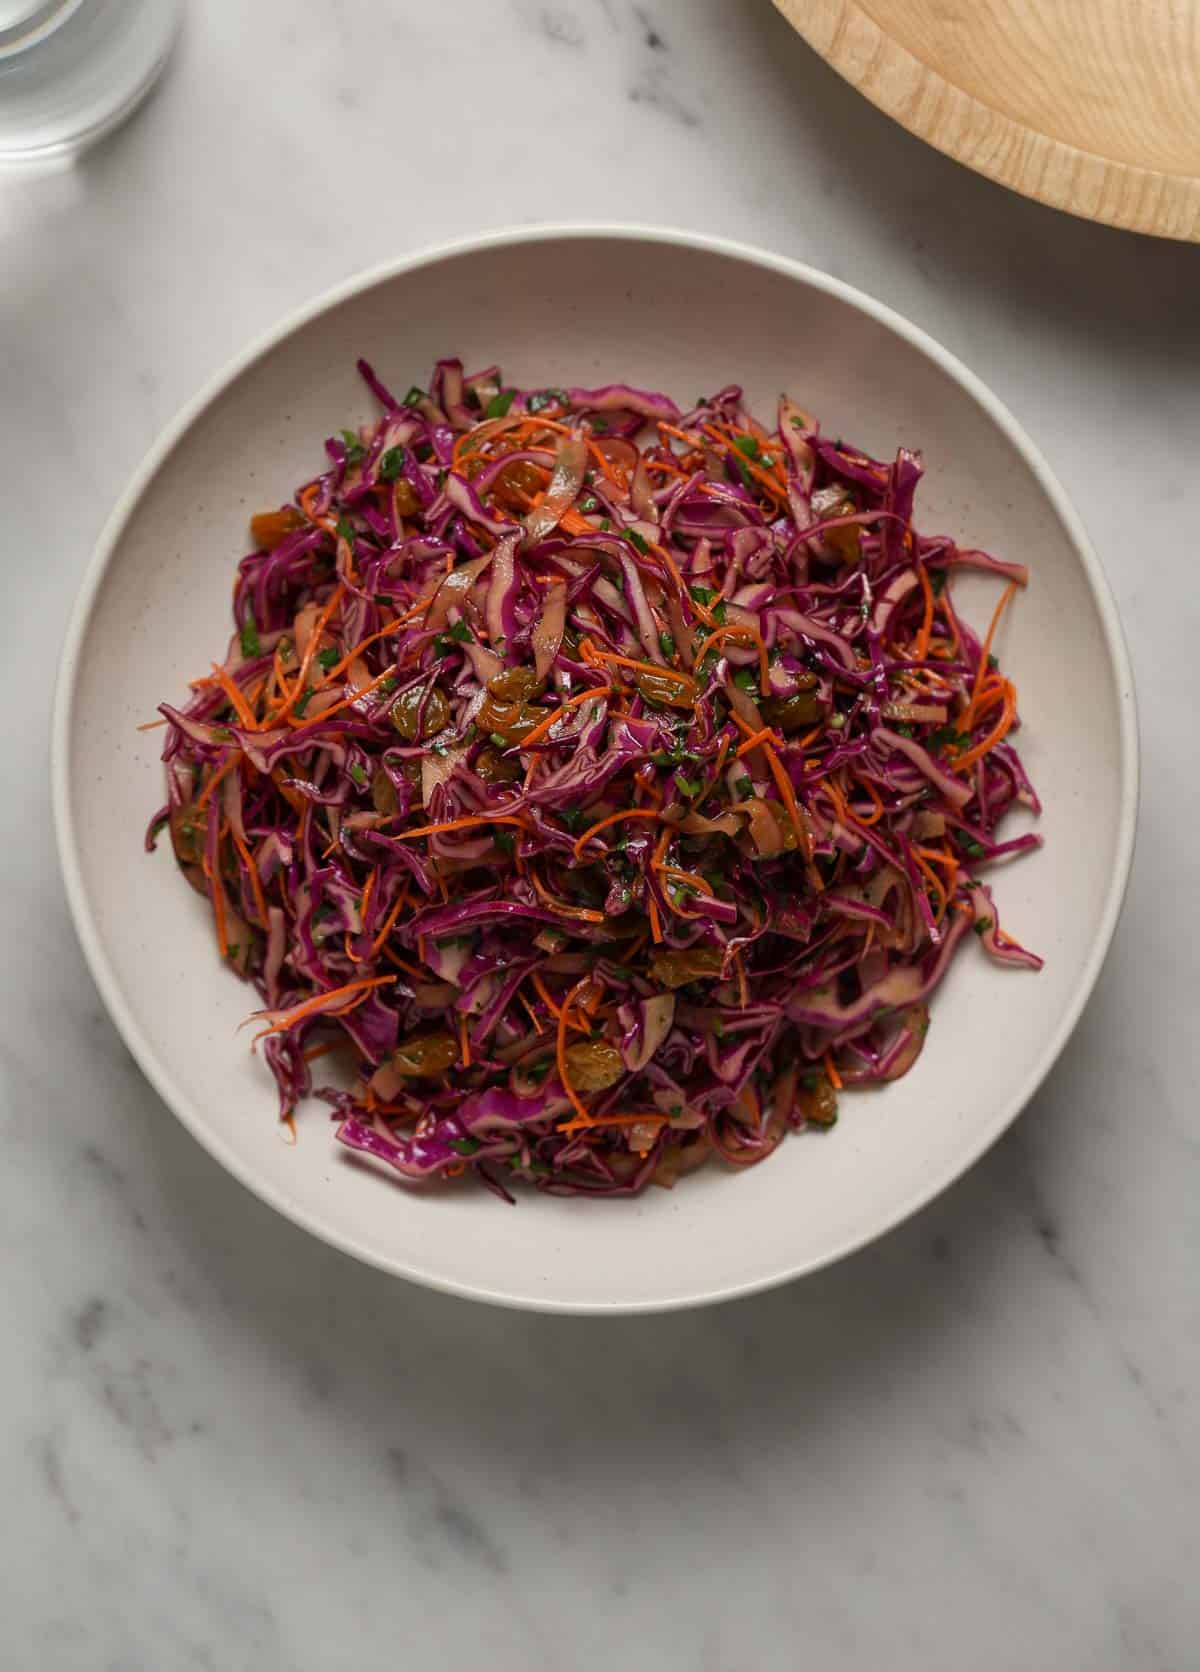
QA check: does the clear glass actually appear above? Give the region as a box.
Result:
[0,0,181,161]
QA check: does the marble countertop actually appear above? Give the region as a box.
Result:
[4,1,1198,1666]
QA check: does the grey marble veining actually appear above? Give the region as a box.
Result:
[2,1,1199,1667]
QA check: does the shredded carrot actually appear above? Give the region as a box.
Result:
[266,581,345,724]
[368,881,411,958]
[208,868,229,960]
[232,830,269,928]
[556,979,593,1125]
[693,624,771,692]
[290,662,398,729]
[848,771,885,826]
[658,864,714,897]
[557,1111,667,1136]
[529,871,606,923]
[914,560,935,659]
[252,974,396,1037]
[298,482,337,533]
[963,581,1018,728]
[137,717,169,732]
[734,724,778,759]
[458,1011,471,1069]
[588,647,697,692]
[647,538,717,627]
[700,424,787,505]
[303,1040,347,1063]
[571,806,663,861]
[195,752,241,811]
[733,947,749,1009]
[824,1051,843,1091]
[518,990,546,1035]
[515,685,613,750]
[397,813,528,842]
[647,894,663,943]
[954,680,1017,771]
[909,844,949,920]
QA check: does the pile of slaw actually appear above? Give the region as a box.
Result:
[148,355,1041,1198]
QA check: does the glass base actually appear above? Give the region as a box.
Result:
[0,0,181,162]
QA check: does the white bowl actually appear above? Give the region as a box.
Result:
[53,227,1137,1313]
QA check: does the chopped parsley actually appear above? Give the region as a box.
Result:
[238,608,261,660]
[675,774,702,797]
[494,829,516,856]
[335,516,356,545]
[317,646,340,671]
[658,631,676,659]
[485,389,516,418]
[732,668,757,692]
[973,916,993,936]
[339,429,366,466]
[379,446,405,481]
[402,386,425,408]
[626,529,650,555]
[348,762,368,788]
[930,570,947,598]
[527,388,565,413]
[293,687,314,717]
[449,1138,481,1157]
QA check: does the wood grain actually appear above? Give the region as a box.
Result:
[772,0,1200,241]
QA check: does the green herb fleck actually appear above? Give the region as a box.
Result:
[485,389,516,419]
[527,388,565,413]
[626,529,650,555]
[450,1138,481,1157]
[734,776,755,801]
[733,435,761,462]
[658,631,676,659]
[293,688,314,718]
[348,763,367,789]
[931,570,947,598]
[987,652,999,670]
[732,668,757,692]
[317,646,340,671]
[489,733,509,749]
[578,494,600,514]
[494,829,516,856]
[676,774,702,797]
[238,608,261,660]
[379,447,405,482]
[402,386,425,408]
[335,516,356,545]
[340,430,366,466]
[829,712,846,730]
[732,455,754,491]
[973,916,993,936]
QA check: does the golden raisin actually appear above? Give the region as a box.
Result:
[250,506,306,551]
[391,685,450,740]
[649,947,726,988]
[563,1040,625,1092]
[389,1033,460,1078]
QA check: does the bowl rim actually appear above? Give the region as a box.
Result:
[51,222,1140,1314]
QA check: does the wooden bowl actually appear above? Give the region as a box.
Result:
[772,0,1200,241]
